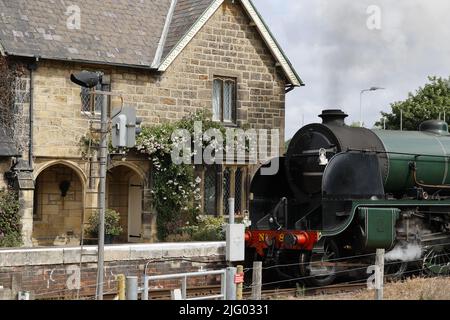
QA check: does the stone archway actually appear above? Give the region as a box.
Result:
[33,164,85,246]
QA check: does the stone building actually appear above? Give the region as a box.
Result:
[0,0,303,247]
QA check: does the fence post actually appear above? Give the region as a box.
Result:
[181,276,188,300]
[236,265,244,300]
[251,261,262,300]
[226,267,237,300]
[142,275,149,301]
[126,276,138,300]
[117,274,126,300]
[228,198,235,225]
[375,249,385,301]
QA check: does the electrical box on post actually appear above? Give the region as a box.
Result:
[226,224,245,262]
[112,107,140,148]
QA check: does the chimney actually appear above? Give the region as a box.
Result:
[319,109,348,126]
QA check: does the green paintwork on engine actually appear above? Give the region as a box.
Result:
[372,130,450,193]
[322,199,450,237]
[358,207,399,250]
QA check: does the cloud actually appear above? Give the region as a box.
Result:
[253,0,450,138]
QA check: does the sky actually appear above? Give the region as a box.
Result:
[252,0,450,139]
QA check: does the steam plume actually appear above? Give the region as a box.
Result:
[385,243,422,262]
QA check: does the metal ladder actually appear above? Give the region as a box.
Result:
[76,113,105,299]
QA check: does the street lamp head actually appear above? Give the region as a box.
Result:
[70,71,103,88]
[370,86,385,91]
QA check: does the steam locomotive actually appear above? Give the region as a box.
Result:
[245,109,450,286]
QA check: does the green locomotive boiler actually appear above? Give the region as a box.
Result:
[247,110,450,286]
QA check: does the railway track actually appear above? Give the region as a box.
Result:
[257,282,367,299]
[98,282,368,300]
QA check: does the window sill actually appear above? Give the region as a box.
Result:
[81,111,101,118]
[213,120,238,128]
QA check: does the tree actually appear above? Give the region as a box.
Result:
[285,139,291,150]
[350,122,363,128]
[376,76,450,131]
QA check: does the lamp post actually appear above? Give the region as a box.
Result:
[360,87,385,127]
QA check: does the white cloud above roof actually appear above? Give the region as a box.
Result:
[254,0,450,138]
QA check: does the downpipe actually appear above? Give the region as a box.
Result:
[27,61,38,169]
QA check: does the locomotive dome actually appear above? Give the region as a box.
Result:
[318,109,348,126]
[419,120,449,135]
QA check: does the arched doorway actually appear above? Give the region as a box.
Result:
[106,165,144,243]
[33,164,85,246]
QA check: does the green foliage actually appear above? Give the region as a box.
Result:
[350,122,363,128]
[78,132,116,159]
[285,139,291,150]
[167,215,226,242]
[136,110,228,241]
[376,76,450,131]
[0,189,22,247]
[87,209,123,237]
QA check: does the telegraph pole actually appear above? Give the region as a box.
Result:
[96,90,108,300]
[71,71,141,300]
[70,71,109,300]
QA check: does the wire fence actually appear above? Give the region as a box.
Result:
[245,258,450,301]
[245,253,450,291]
[1,240,449,300]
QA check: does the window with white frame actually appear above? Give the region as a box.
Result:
[212,76,236,124]
[80,81,110,114]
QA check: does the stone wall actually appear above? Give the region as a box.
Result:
[1,1,289,246]
[33,164,84,246]
[0,242,225,300]
[31,1,287,159]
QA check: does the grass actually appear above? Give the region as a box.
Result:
[269,277,450,300]
[292,277,450,300]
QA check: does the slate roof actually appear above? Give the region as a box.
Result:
[162,0,212,59]
[0,0,204,67]
[0,0,303,85]
[0,127,18,157]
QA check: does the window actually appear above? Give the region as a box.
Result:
[81,82,110,114]
[202,165,247,216]
[223,168,231,214]
[212,77,236,123]
[234,168,243,213]
[204,166,217,216]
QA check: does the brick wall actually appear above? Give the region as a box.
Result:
[0,243,225,300]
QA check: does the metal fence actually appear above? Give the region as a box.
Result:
[140,269,227,301]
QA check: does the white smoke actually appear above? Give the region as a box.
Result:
[385,243,423,262]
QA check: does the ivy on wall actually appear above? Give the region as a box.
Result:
[0,189,22,247]
[136,111,228,241]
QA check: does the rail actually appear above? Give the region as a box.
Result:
[141,270,227,301]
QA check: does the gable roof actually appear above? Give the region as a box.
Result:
[0,0,303,86]
[162,0,214,61]
[0,0,173,67]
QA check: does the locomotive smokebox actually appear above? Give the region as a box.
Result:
[319,109,348,126]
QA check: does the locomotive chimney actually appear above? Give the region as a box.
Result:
[319,109,348,126]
